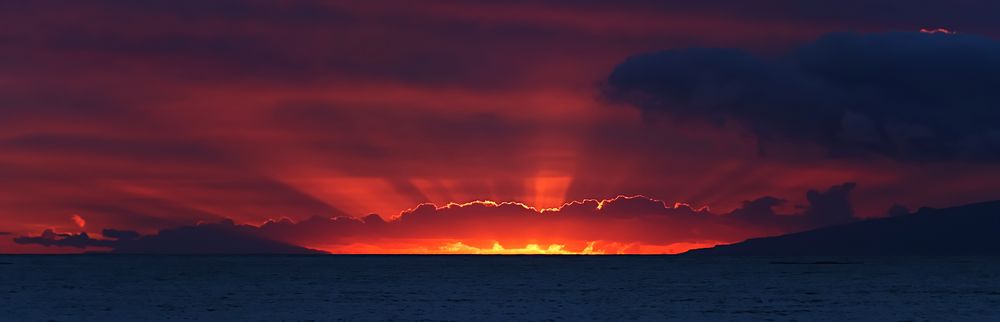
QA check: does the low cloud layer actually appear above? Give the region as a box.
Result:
[14,183,860,254]
[605,31,1000,162]
[14,224,323,254]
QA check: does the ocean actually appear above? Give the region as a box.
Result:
[2,255,999,321]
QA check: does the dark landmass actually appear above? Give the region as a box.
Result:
[14,223,326,255]
[110,225,326,255]
[686,200,1000,256]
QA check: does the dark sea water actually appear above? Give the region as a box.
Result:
[2,255,1000,321]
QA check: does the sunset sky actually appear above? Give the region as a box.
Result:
[4,0,1000,254]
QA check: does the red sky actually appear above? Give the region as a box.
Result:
[4,0,1000,253]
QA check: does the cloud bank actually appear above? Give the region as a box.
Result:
[14,183,860,254]
[605,31,1000,162]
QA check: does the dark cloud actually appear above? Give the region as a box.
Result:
[610,0,1000,31]
[0,232,12,236]
[14,229,115,249]
[605,31,1000,162]
[101,229,140,240]
[727,197,786,225]
[802,182,856,226]
[726,183,857,230]
[887,204,911,217]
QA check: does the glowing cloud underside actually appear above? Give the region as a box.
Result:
[13,183,862,254]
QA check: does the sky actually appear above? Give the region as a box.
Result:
[4,0,1000,254]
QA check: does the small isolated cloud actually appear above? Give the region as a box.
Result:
[605,31,1000,162]
[71,214,86,228]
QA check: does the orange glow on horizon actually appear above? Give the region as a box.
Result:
[437,241,602,254]
[243,195,731,255]
[315,240,726,255]
[10,195,733,254]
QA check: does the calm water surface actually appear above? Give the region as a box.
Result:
[2,255,999,321]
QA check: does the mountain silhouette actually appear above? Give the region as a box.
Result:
[111,225,327,255]
[686,200,1000,256]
